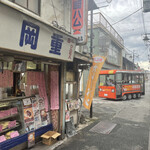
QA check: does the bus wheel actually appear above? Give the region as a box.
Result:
[137,93,141,98]
[132,93,137,99]
[122,95,127,101]
[128,94,132,100]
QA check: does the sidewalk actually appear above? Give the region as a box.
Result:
[30,116,98,150]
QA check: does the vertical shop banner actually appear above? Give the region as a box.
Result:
[72,0,88,44]
[83,56,106,110]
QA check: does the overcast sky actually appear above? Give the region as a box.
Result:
[93,0,150,70]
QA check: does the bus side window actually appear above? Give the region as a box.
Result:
[139,75,144,83]
[128,74,132,84]
[116,73,122,84]
[132,74,139,84]
[123,74,128,83]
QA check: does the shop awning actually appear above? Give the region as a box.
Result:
[74,51,92,64]
[0,1,76,62]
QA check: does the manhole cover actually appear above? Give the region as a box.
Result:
[89,120,117,134]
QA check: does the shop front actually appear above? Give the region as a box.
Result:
[0,2,76,149]
[64,53,92,137]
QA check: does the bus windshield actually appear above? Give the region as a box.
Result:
[99,74,115,86]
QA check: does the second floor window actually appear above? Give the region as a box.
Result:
[9,0,40,15]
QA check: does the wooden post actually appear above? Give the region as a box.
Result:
[59,62,66,139]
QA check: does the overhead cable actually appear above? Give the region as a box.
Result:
[111,7,143,26]
[51,0,57,22]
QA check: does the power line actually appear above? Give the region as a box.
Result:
[89,16,134,53]
[100,2,145,35]
[88,17,134,56]
[111,7,143,26]
[89,11,146,61]
[100,10,116,22]
[51,0,57,22]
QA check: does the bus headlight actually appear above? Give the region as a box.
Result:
[100,88,102,91]
[111,89,115,93]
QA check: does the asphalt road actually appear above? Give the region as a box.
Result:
[54,80,150,150]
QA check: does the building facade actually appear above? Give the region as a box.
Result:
[122,50,135,70]
[0,0,94,149]
[82,12,124,96]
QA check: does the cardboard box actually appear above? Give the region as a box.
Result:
[41,131,61,146]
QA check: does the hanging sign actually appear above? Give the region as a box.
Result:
[72,0,88,44]
[83,56,106,110]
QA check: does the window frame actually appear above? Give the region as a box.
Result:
[9,0,41,16]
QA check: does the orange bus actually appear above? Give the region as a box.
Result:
[99,70,145,100]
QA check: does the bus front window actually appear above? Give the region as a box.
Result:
[99,75,106,86]
[99,74,115,86]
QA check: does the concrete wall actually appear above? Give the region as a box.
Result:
[41,0,71,32]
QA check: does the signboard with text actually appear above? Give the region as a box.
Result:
[123,84,141,92]
[83,56,106,110]
[0,4,76,62]
[71,0,88,44]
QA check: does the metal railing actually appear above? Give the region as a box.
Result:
[89,12,124,46]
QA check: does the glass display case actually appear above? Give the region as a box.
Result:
[0,97,25,143]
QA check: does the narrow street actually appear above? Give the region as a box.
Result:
[54,80,150,150]
[1,1,150,150]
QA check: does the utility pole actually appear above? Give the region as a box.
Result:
[133,50,136,64]
[90,7,93,118]
[133,50,135,64]
[132,50,139,70]
[90,10,93,57]
[89,0,111,118]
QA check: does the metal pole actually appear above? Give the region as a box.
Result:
[133,50,135,70]
[90,8,93,118]
[90,9,93,57]
[59,62,66,139]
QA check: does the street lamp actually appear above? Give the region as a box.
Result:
[143,34,150,41]
[143,33,150,46]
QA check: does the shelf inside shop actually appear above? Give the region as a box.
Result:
[0,102,10,108]
[0,113,18,121]
[0,123,20,134]
[0,96,32,102]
